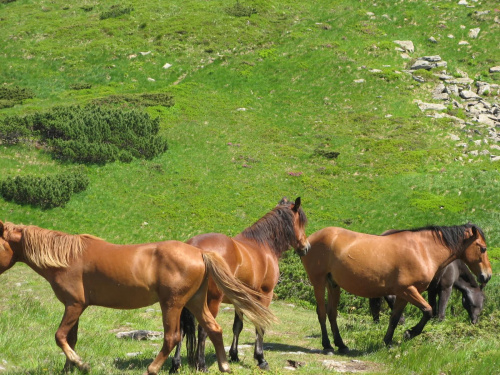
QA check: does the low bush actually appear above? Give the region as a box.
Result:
[99,5,133,20]
[0,168,89,209]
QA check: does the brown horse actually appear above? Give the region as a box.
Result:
[0,221,275,374]
[171,197,309,372]
[301,224,492,352]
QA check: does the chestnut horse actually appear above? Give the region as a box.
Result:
[171,197,309,372]
[301,224,492,353]
[0,221,275,374]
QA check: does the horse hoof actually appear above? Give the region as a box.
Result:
[229,355,240,363]
[322,348,335,355]
[258,361,270,371]
[169,365,180,374]
[338,346,349,354]
[403,330,412,340]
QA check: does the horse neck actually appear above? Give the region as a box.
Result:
[419,231,458,272]
[237,221,292,259]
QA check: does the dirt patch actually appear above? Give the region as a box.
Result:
[322,359,384,373]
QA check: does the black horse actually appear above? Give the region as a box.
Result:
[370,259,485,324]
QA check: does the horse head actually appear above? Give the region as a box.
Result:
[461,288,485,324]
[0,221,20,275]
[280,197,310,256]
[460,225,492,285]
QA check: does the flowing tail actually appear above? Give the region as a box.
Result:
[202,252,276,334]
[180,307,197,367]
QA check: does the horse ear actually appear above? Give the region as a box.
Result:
[464,226,478,240]
[278,197,289,205]
[292,197,301,212]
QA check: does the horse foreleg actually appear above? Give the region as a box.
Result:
[312,279,333,354]
[56,304,88,373]
[400,287,433,341]
[229,312,244,362]
[254,329,269,370]
[326,279,348,354]
[369,298,383,323]
[436,286,452,321]
[383,297,407,346]
[145,306,182,375]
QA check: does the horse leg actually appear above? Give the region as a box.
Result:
[55,304,88,373]
[436,286,452,321]
[427,286,438,317]
[169,313,185,374]
[385,295,404,324]
[325,277,348,353]
[369,298,383,323]
[145,305,182,375]
[194,297,222,372]
[312,278,333,353]
[228,312,243,362]
[62,319,79,372]
[400,287,434,341]
[383,297,407,346]
[254,329,269,370]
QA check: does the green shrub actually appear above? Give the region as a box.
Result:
[225,1,257,17]
[0,115,31,144]
[99,5,133,20]
[69,83,92,90]
[3,105,169,164]
[0,168,89,209]
[0,86,35,106]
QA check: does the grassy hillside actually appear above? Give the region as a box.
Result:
[0,0,499,373]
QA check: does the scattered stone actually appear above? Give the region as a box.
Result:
[460,90,480,100]
[140,51,151,56]
[468,28,480,39]
[411,60,435,70]
[126,352,142,357]
[458,0,468,4]
[162,63,172,69]
[366,11,375,16]
[147,77,156,82]
[415,100,447,111]
[428,36,438,43]
[323,359,382,373]
[354,79,365,83]
[449,134,461,141]
[447,34,455,39]
[369,69,382,73]
[393,40,414,53]
[400,53,411,59]
[458,40,470,45]
[116,330,163,340]
[421,55,442,62]
[433,93,450,100]
[128,54,137,59]
[445,77,474,85]
[490,66,500,73]
[413,75,425,83]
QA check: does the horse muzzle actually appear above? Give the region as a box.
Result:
[295,241,311,257]
[478,272,491,284]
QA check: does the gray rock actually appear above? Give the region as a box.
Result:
[460,90,481,100]
[116,330,163,340]
[411,60,435,70]
[468,28,480,38]
[354,79,365,83]
[429,36,438,43]
[416,100,447,111]
[445,78,474,85]
[433,93,450,101]
[420,55,442,62]
[394,40,414,53]
[490,155,500,162]
[490,66,500,73]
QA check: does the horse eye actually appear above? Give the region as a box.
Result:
[480,246,487,253]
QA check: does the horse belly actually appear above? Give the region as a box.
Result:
[87,284,159,309]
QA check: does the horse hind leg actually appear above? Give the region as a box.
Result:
[228,312,244,362]
[146,305,183,375]
[169,308,194,373]
[383,297,407,346]
[325,275,348,353]
[254,328,269,370]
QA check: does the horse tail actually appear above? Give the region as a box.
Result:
[180,307,197,367]
[202,252,276,334]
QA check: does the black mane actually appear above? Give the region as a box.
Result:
[241,202,307,258]
[382,224,485,253]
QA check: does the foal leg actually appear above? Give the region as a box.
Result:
[55,304,88,373]
[326,279,348,353]
[254,329,269,370]
[436,286,453,321]
[228,312,244,362]
[369,298,383,323]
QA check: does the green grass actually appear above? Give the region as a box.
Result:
[0,0,499,373]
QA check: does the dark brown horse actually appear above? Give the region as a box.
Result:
[0,221,275,374]
[370,259,485,324]
[171,197,309,372]
[301,224,492,353]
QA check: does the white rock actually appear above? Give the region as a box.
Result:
[460,90,480,100]
[429,36,438,43]
[447,34,455,39]
[468,28,480,38]
[393,40,414,53]
[354,79,365,83]
[162,63,172,69]
[490,66,500,73]
[458,0,468,4]
[416,101,447,111]
[458,40,470,45]
[140,51,151,56]
[450,134,461,141]
[147,77,156,82]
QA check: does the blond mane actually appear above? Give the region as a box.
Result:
[4,222,100,268]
